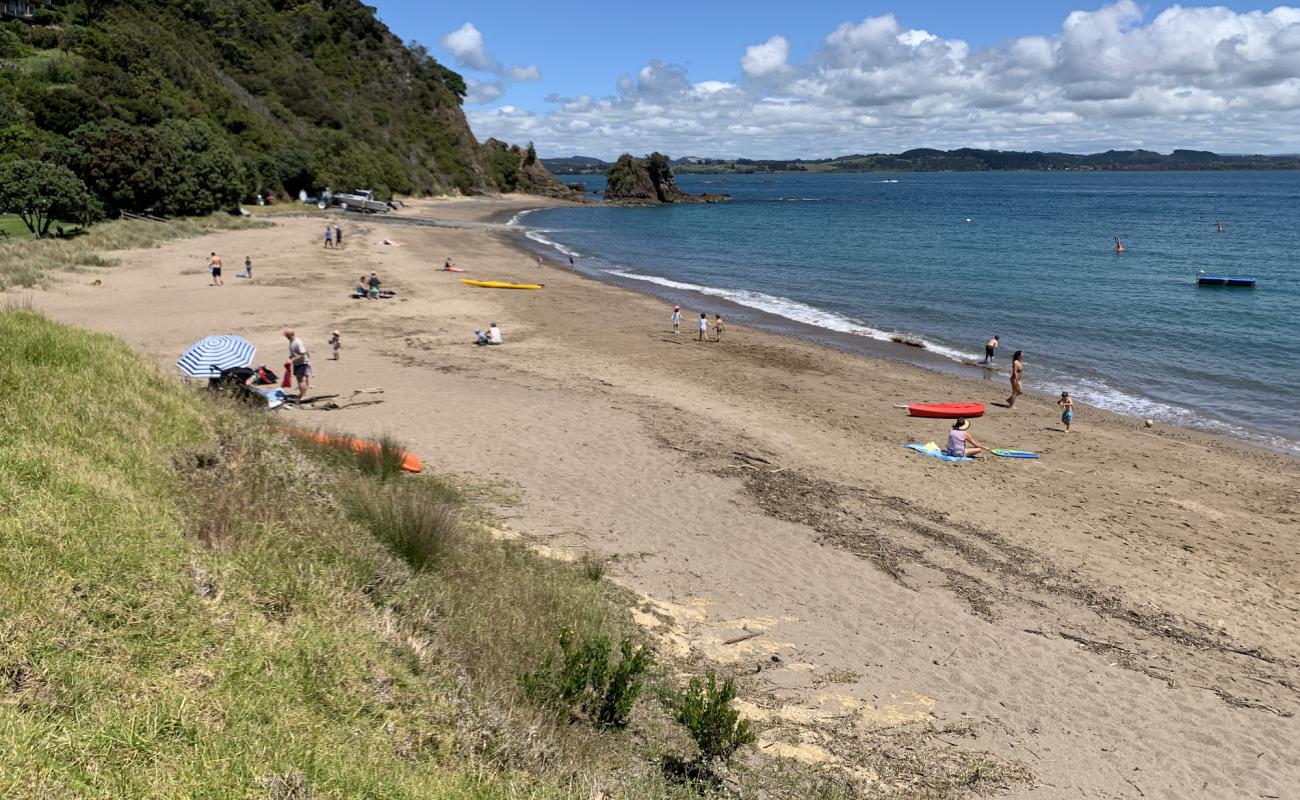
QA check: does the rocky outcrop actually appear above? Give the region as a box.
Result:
[603,153,730,206]
[480,140,585,201]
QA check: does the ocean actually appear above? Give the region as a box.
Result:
[514,170,1300,455]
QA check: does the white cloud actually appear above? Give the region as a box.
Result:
[505,64,541,82]
[468,4,1300,157]
[440,22,541,104]
[441,23,496,72]
[741,35,790,77]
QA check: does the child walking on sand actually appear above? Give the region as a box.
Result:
[329,330,341,360]
[1057,391,1074,432]
[697,313,708,342]
[713,314,725,342]
[672,305,681,333]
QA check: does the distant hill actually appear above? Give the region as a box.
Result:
[546,149,1300,176]
[541,156,615,175]
[0,0,573,216]
[671,148,1300,174]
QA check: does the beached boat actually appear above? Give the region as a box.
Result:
[460,279,543,290]
[907,402,986,419]
[1196,273,1256,287]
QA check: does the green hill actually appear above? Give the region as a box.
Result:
[0,0,573,217]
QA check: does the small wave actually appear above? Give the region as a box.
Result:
[506,208,539,227]
[604,269,898,341]
[1051,377,1299,454]
[523,229,580,258]
[778,196,820,201]
[879,179,899,183]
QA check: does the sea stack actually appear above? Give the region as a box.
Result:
[603,152,730,206]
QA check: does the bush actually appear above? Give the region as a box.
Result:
[670,672,755,764]
[522,628,651,729]
[344,480,461,570]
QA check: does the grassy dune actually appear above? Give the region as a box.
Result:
[0,216,268,290]
[0,311,699,799]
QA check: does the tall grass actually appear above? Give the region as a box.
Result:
[343,478,462,570]
[0,215,269,290]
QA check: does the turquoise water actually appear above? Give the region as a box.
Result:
[517,171,1300,454]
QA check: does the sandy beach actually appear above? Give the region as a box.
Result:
[22,197,1300,798]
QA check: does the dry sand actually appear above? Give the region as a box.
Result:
[20,196,1300,798]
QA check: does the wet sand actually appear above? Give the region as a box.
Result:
[22,196,1300,798]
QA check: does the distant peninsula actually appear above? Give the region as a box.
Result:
[544,148,1300,176]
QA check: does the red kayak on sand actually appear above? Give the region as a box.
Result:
[907,402,986,419]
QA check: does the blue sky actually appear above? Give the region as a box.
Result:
[372,1,1300,158]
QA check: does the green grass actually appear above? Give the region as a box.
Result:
[0,215,268,290]
[0,310,703,799]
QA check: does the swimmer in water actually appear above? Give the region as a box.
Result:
[1114,236,1125,253]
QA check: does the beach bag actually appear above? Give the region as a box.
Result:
[253,365,278,385]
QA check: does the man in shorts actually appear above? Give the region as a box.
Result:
[981,335,999,365]
[284,328,312,398]
[208,252,223,286]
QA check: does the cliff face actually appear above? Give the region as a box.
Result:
[0,0,569,209]
[603,153,730,206]
[481,140,585,201]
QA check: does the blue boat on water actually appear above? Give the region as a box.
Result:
[1196,271,1257,287]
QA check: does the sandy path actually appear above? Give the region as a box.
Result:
[21,196,1299,799]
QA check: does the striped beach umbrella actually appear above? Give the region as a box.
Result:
[177,335,256,378]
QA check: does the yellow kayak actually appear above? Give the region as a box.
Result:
[460,279,543,290]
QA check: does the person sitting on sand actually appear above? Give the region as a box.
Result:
[946,418,988,458]
[474,329,490,345]
[488,322,502,345]
[354,276,368,298]
[368,272,381,299]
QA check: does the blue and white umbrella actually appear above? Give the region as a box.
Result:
[177,335,256,378]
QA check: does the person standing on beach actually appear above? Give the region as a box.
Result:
[328,330,341,360]
[1006,350,1024,407]
[671,305,682,333]
[242,256,252,280]
[1057,391,1074,432]
[324,226,333,249]
[284,328,312,398]
[334,224,343,249]
[713,314,725,342]
[981,335,999,365]
[208,252,222,286]
[697,313,708,342]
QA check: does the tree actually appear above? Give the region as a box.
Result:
[64,120,161,213]
[152,120,247,215]
[0,160,97,237]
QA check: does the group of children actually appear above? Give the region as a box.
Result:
[670,305,725,342]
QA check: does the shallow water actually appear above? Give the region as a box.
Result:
[519,171,1300,454]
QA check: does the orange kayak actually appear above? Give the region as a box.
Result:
[280,427,423,472]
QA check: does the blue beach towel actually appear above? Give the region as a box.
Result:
[902,442,972,462]
[251,386,288,410]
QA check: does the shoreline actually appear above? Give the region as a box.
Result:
[15,197,1300,798]
[506,204,1299,459]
